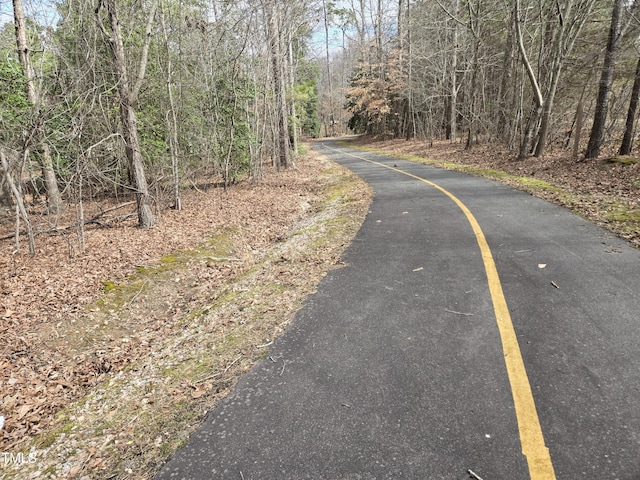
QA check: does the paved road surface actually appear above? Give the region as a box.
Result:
[157,140,640,479]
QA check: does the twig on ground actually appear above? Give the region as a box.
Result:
[189,178,205,193]
[224,354,242,373]
[467,469,484,480]
[0,201,137,240]
[445,308,474,316]
[194,372,222,385]
[128,280,149,305]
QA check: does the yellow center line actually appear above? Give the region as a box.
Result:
[323,144,556,480]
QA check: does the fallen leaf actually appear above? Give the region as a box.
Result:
[17,404,32,420]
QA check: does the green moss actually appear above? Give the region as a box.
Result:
[603,204,640,230]
[34,416,74,449]
[163,355,216,383]
[513,176,563,193]
[89,230,239,315]
[93,280,149,310]
[325,180,351,204]
[606,155,639,166]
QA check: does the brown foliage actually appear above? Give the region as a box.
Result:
[0,152,344,454]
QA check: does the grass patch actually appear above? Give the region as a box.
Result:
[602,203,640,232]
[344,142,567,195]
[34,415,74,449]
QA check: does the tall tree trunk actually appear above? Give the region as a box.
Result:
[160,5,181,210]
[288,31,298,154]
[465,0,481,150]
[348,0,366,59]
[449,0,459,142]
[573,99,584,160]
[267,1,291,169]
[497,9,516,144]
[585,0,623,159]
[405,0,416,140]
[619,56,640,155]
[322,0,335,137]
[12,0,64,214]
[514,0,544,159]
[119,99,155,227]
[535,0,594,157]
[398,0,405,52]
[466,38,479,150]
[0,174,15,208]
[533,13,562,158]
[97,0,157,227]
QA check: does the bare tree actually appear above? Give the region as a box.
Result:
[619,55,640,155]
[12,0,64,214]
[585,0,624,159]
[264,0,291,169]
[159,2,181,210]
[512,0,595,158]
[96,0,157,227]
[448,0,459,142]
[322,0,336,137]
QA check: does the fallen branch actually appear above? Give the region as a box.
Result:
[91,201,136,219]
[188,178,205,194]
[0,201,136,241]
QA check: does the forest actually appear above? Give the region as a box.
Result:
[330,0,640,159]
[1,0,640,477]
[1,0,639,246]
[1,0,320,250]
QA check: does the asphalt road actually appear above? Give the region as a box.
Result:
[157,140,640,480]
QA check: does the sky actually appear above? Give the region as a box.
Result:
[0,0,60,28]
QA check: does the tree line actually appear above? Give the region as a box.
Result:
[0,0,321,253]
[4,0,639,255]
[321,0,640,163]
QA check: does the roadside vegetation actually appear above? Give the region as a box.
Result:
[1,150,371,478]
[347,137,640,250]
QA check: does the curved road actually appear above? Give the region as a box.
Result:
[157,140,640,479]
